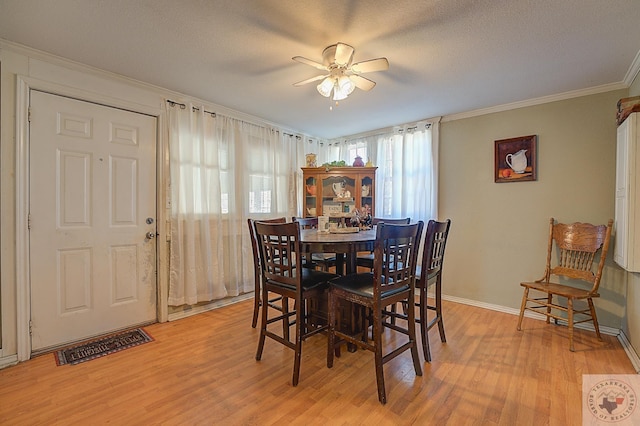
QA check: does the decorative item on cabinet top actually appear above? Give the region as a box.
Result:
[305,153,317,167]
[617,96,640,126]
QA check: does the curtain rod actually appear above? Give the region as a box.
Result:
[335,120,436,143]
[166,100,321,142]
[166,100,216,117]
[270,129,301,139]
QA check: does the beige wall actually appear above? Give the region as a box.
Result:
[624,75,640,355]
[439,90,629,330]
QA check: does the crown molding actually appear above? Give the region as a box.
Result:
[624,49,640,86]
[442,82,628,122]
[0,38,308,139]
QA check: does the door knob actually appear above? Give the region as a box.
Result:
[146,231,156,239]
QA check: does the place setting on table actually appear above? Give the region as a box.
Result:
[300,205,375,275]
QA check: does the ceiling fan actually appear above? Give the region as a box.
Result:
[292,42,389,101]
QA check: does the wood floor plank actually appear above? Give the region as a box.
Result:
[0,298,635,425]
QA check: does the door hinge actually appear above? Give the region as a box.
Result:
[28,106,32,122]
[28,213,32,230]
[29,320,33,336]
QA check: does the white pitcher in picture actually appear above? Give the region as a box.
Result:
[332,181,346,197]
[506,149,527,173]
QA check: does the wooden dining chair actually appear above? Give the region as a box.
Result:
[292,217,337,271]
[355,217,411,270]
[390,219,452,362]
[248,217,287,329]
[415,219,451,362]
[327,221,424,404]
[517,217,613,351]
[254,221,339,386]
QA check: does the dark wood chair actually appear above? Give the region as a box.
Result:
[355,217,411,270]
[327,221,424,404]
[390,219,452,361]
[254,221,339,386]
[416,219,451,362]
[292,217,337,271]
[248,217,286,329]
[517,217,613,351]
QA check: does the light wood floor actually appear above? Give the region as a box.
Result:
[0,298,635,425]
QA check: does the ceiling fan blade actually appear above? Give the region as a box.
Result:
[350,58,389,74]
[293,74,328,86]
[350,75,376,91]
[292,56,327,71]
[334,42,355,66]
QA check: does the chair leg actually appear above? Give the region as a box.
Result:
[282,297,290,342]
[292,296,304,386]
[372,308,387,405]
[434,277,446,343]
[327,290,336,368]
[389,302,397,325]
[407,297,423,377]
[546,293,553,324]
[517,288,529,331]
[567,298,575,352]
[255,286,269,361]
[252,292,260,328]
[419,289,431,362]
[588,298,603,341]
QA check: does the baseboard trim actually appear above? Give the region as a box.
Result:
[167,293,253,322]
[0,354,18,370]
[439,293,620,336]
[618,330,640,373]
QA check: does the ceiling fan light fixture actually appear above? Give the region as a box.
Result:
[332,76,355,100]
[294,42,388,103]
[338,75,355,94]
[332,88,348,101]
[317,77,334,97]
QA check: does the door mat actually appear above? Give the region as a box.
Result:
[54,328,153,366]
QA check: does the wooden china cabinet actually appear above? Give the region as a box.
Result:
[302,166,377,219]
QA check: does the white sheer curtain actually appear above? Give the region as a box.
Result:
[166,102,300,306]
[378,120,440,222]
[320,118,440,223]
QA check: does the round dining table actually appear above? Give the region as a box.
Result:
[300,227,376,275]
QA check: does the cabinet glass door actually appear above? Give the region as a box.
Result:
[360,176,373,216]
[321,175,355,216]
[304,176,317,216]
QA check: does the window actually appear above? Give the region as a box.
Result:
[248,174,273,214]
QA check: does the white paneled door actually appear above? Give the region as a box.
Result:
[29,91,157,352]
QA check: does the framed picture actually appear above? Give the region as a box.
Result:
[494,135,537,183]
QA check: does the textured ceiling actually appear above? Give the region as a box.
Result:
[1,0,640,139]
